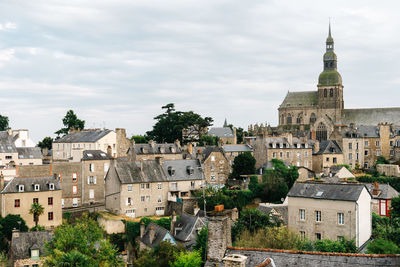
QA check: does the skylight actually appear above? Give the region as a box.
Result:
[87,153,93,157]
[316,191,323,197]
[100,153,107,157]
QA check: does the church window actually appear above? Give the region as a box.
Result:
[330,62,334,68]
[296,113,302,124]
[310,113,316,124]
[287,115,292,125]
[316,122,327,142]
[324,89,327,97]
[330,88,333,97]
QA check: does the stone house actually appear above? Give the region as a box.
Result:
[10,230,53,267]
[138,222,176,251]
[312,140,343,172]
[171,212,207,248]
[222,144,254,166]
[208,127,237,144]
[16,147,43,166]
[81,150,111,206]
[0,176,62,229]
[365,182,399,217]
[133,140,183,161]
[287,182,371,247]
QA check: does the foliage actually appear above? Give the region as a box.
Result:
[193,227,208,261]
[376,156,389,166]
[371,213,400,247]
[231,209,274,241]
[132,242,185,267]
[198,135,219,146]
[44,214,123,267]
[29,202,44,227]
[390,196,400,218]
[0,214,28,240]
[235,127,247,144]
[266,159,299,189]
[0,252,8,267]
[303,238,356,253]
[0,115,9,131]
[195,187,253,211]
[356,176,400,193]
[55,110,85,136]
[109,233,125,252]
[230,152,256,178]
[257,174,288,203]
[37,137,53,151]
[30,225,45,232]
[131,135,149,144]
[367,238,400,254]
[171,250,202,267]
[146,103,213,143]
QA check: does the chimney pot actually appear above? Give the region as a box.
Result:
[140,221,145,238]
[149,225,155,244]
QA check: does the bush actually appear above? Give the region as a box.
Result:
[357,176,400,192]
[367,238,400,254]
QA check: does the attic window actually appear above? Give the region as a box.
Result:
[100,153,107,157]
[87,153,93,157]
[187,166,194,175]
[18,185,24,192]
[29,155,34,159]
[167,166,175,176]
[34,184,40,191]
[49,183,55,190]
[31,248,39,260]
[316,191,323,197]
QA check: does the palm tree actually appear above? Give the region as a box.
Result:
[29,202,44,227]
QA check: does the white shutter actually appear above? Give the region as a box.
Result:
[94,176,97,184]
[89,189,94,199]
[88,177,90,184]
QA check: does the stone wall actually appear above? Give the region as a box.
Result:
[377,164,400,177]
[226,247,400,267]
[98,215,125,234]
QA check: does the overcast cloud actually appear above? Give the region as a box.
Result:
[0,0,400,142]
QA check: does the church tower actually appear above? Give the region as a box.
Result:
[317,23,344,122]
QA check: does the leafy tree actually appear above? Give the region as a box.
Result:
[367,238,400,254]
[0,115,9,131]
[0,214,28,240]
[230,152,256,178]
[171,250,202,267]
[29,202,44,227]
[390,196,400,218]
[198,135,219,146]
[231,209,274,241]
[55,110,85,136]
[44,214,123,267]
[193,227,208,262]
[132,242,184,267]
[131,135,149,144]
[235,127,248,144]
[37,137,53,151]
[376,156,389,166]
[146,103,213,143]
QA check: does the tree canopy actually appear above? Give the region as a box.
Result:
[230,152,256,178]
[146,103,213,143]
[55,110,85,136]
[37,137,53,151]
[131,135,149,144]
[0,115,9,131]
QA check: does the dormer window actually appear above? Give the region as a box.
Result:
[34,184,40,191]
[18,185,24,192]
[167,166,175,176]
[31,248,39,260]
[187,166,194,175]
[87,153,93,157]
[49,183,55,190]
[100,153,107,157]
[170,147,175,153]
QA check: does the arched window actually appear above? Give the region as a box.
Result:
[310,113,316,124]
[330,88,333,97]
[287,114,292,125]
[296,113,302,124]
[324,89,327,97]
[316,122,327,142]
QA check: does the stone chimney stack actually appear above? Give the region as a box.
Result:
[174,139,181,149]
[207,209,232,262]
[0,173,4,191]
[155,156,163,166]
[170,211,177,235]
[140,221,145,238]
[372,182,381,196]
[149,225,155,244]
[12,228,19,239]
[127,141,137,162]
[149,140,155,150]
[107,146,112,157]
[187,143,193,156]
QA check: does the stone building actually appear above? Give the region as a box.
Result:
[222,144,254,166]
[277,25,400,141]
[312,140,343,172]
[287,182,371,248]
[365,182,399,217]
[138,222,176,251]
[0,176,62,229]
[133,140,183,161]
[208,127,237,145]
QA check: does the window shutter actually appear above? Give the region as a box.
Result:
[88,177,90,184]
[94,176,97,184]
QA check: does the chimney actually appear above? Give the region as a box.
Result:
[174,139,181,149]
[140,221,145,238]
[0,173,4,191]
[188,143,193,156]
[107,146,112,157]
[218,139,223,147]
[170,210,177,235]
[140,160,143,172]
[42,147,49,157]
[149,140,155,149]
[155,156,163,166]
[127,141,137,162]
[12,228,19,239]
[193,203,200,216]
[372,182,380,196]
[149,225,155,244]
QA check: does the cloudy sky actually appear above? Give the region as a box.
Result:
[1,0,400,142]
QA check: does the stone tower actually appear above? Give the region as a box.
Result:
[317,23,344,122]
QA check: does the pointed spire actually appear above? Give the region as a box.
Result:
[223,118,228,127]
[328,19,331,38]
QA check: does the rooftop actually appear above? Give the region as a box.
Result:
[53,130,112,143]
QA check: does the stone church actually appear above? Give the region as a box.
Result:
[278,25,400,141]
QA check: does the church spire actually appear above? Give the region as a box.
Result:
[326,22,334,52]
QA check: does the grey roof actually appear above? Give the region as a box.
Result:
[329,166,345,175]
[223,144,253,153]
[0,131,17,153]
[11,231,53,260]
[364,183,399,200]
[208,127,234,138]
[287,182,368,202]
[259,205,288,225]
[139,222,171,249]
[162,160,204,181]
[174,213,205,242]
[115,161,167,184]
[265,137,314,149]
[2,176,61,194]
[82,150,112,161]
[315,140,342,155]
[53,130,112,143]
[16,147,43,159]
[342,108,400,125]
[202,146,223,161]
[279,91,318,108]
[134,143,181,155]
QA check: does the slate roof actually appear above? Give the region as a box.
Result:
[208,127,234,138]
[223,144,253,153]
[16,147,42,159]
[0,131,17,153]
[258,204,288,225]
[139,222,171,249]
[162,160,204,181]
[342,108,400,125]
[11,231,53,260]
[53,130,112,143]
[265,137,314,149]
[364,183,399,200]
[1,176,61,194]
[202,146,224,161]
[115,161,167,184]
[279,91,318,108]
[134,143,181,154]
[314,140,342,155]
[287,182,368,202]
[82,150,112,160]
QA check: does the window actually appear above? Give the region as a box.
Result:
[337,236,344,242]
[61,199,64,208]
[305,151,308,157]
[316,122,327,141]
[279,152,283,158]
[128,185,133,192]
[48,197,53,205]
[5,155,12,159]
[338,213,344,225]
[33,198,39,204]
[88,176,96,184]
[365,141,369,146]
[356,153,359,160]
[286,152,290,158]
[300,231,306,240]
[333,157,337,164]
[349,153,352,160]
[296,152,300,157]
[324,88,327,97]
[141,183,145,189]
[315,211,321,222]
[72,185,77,194]
[158,196,162,203]
[299,209,305,221]
[376,150,381,156]
[364,150,368,156]
[127,197,132,205]
[326,157,329,162]
[89,163,95,172]
[376,141,380,147]
[49,183,55,190]
[72,172,78,182]
[390,141,394,146]
[305,161,308,167]
[310,113,316,124]
[329,88,333,97]
[146,183,150,189]
[380,200,387,216]
[104,163,109,172]
[158,183,162,190]
[191,181,195,189]
[73,198,78,207]
[287,115,292,124]
[272,152,276,158]
[31,249,39,260]
[89,189,94,199]
[14,199,20,208]
[348,143,352,149]
[34,184,40,191]
[146,196,150,202]
[356,143,359,149]
[211,175,216,181]
[156,207,164,211]
[315,233,321,240]
[211,156,215,161]
[141,196,145,202]
[48,212,53,221]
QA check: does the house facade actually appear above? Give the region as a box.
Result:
[312,140,343,172]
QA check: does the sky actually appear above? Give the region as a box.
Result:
[1,0,400,142]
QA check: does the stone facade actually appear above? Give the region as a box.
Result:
[200,148,230,186]
[207,212,232,262]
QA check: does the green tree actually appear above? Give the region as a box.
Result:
[131,135,149,144]
[0,214,28,240]
[193,227,208,262]
[235,127,248,144]
[55,110,85,136]
[198,135,219,146]
[44,214,123,267]
[0,115,9,131]
[146,103,213,143]
[132,241,184,267]
[37,137,53,151]
[367,238,400,254]
[171,250,202,267]
[230,152,256,178]
[376,156,389,166]
[29,202,44,227]
[231,209,274,242]
[390,196,400,218]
